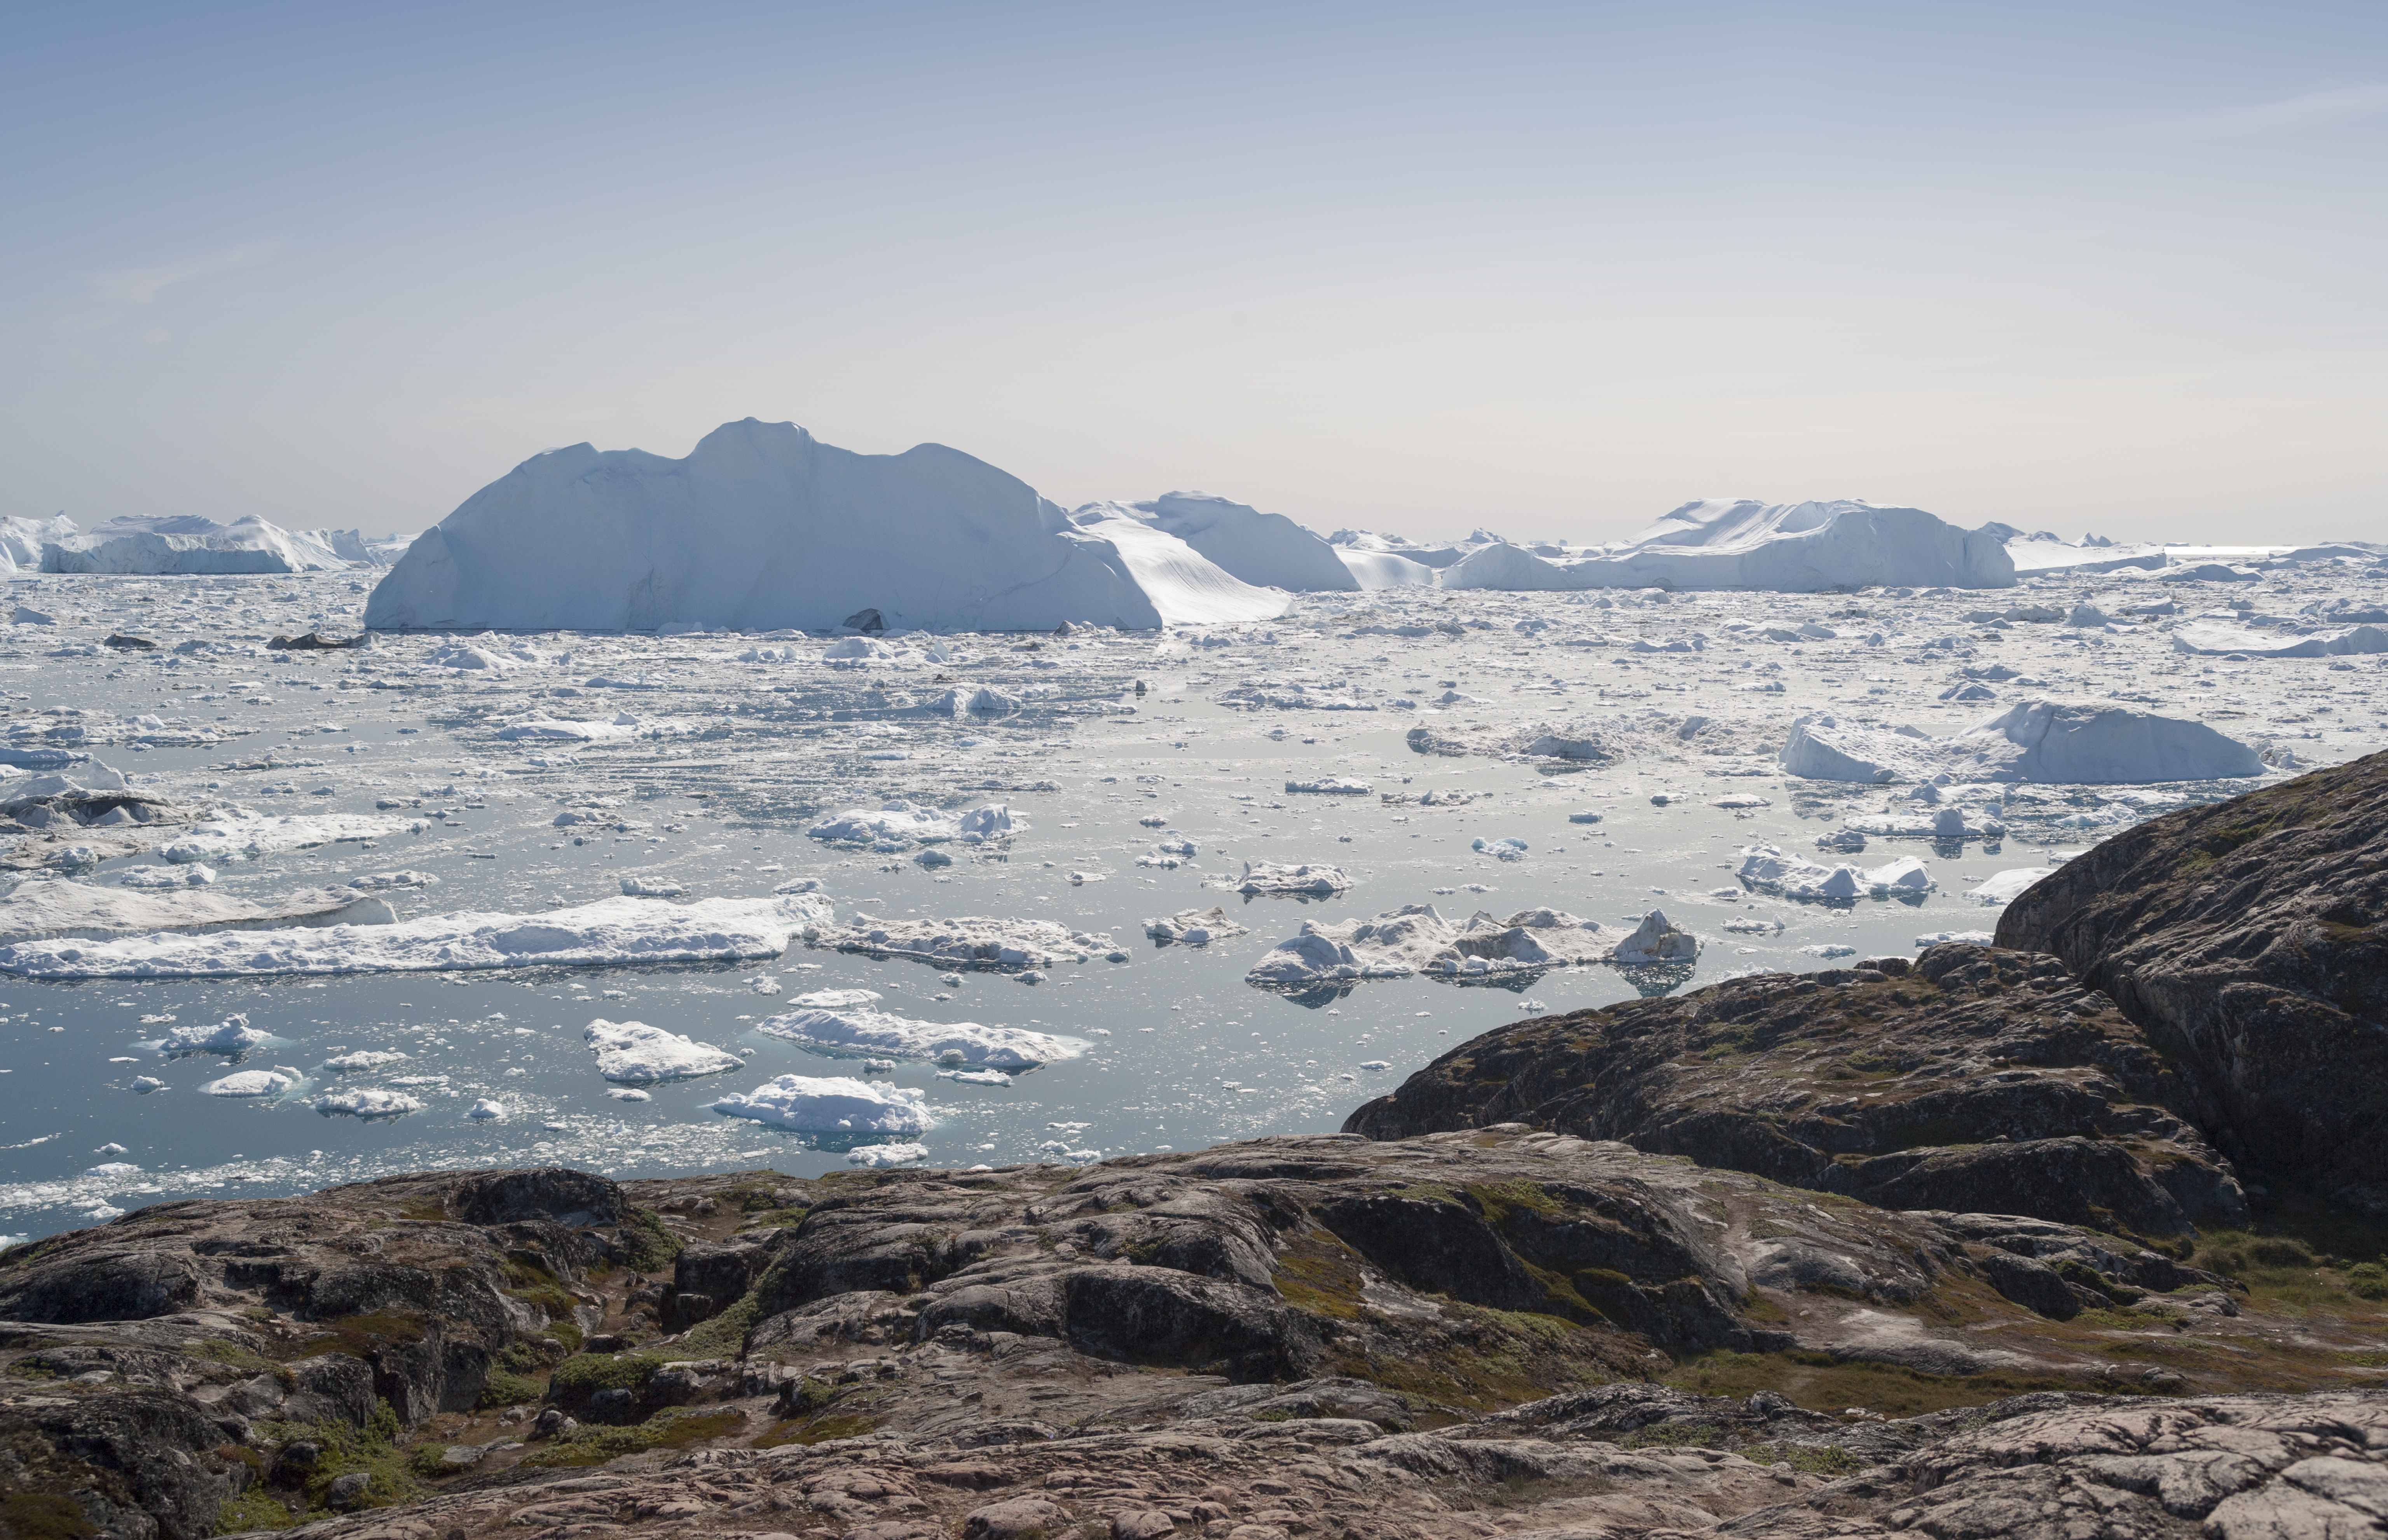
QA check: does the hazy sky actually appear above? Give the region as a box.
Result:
[5,3,2383,546]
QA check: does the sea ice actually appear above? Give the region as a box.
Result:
[1736,846,1936,900]
[312,1088,421,1118]
[202,1068,298,1097]
[0,882,397,943]
[1235,862,1351,896]
[710,1074,934,1135]
[754,1006,1082,1069]
[1143,907,1250,944]
[321,1050,409,1072]
[814,915,1117,971]
[1964,869,2048,906]
[1246,904,1695,984]
[582,1019,745,1085]
[160,812,411,864]
[148,1015,274,1054]
[846,1141,930,1167]
[0,893,832,980]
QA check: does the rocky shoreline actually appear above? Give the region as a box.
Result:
[2,753,2383,1540]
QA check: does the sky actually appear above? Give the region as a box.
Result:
[4,2,2383,548]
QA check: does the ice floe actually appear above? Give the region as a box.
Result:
[710,1074,935,1134]
[0,881,397,943]
[582,1019,745,1084]
[1144,907,1250,945]
[0,893,832,979]
[311,1088,421,1119]
[1735,845,1936,901]
[754,1005,1082,1070]
[1235,862,1351,896]
[1246,904,1698,985]
[815,914,1120,970]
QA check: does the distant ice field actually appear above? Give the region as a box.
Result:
[0,564,2380,1240]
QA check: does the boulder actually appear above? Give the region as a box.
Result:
[1998,750,2388,1196]
[1343,945,2245,1237]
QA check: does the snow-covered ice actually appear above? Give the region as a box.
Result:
[754,1005,1082,1069]
[582,1019,745,1085]
[710,1074,934,1134]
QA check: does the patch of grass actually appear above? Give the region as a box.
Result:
[613,1209,683,1273]
[738,1207,810,1231]
[663,1257,784,1362]
[478,1370,543,1409]
[1664,1349,2084,1418]
[6,1493,97,1540]
[1467,1181,1565,1226]
[252,1399,415,1517]
[1274,1230,1370,1320]
[518,1408,747,1467]
[749,1413,876,1448]
[1390,1183,1463,1206]
[276,1313,425,1364]
[549,1351,665,1404]
[1744,1443,1863,1475]
[187,1338,280,1376]
[211,1487,299,1534]
[1618,1421,1725,1449]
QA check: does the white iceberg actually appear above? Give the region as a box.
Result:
[1144,907,1251,944]
[755,1006,1082,1069]
[322,1050,410,1072]
[202,1067,299,1097]
[312,1088,422,1118]
[1964,869,2048,906]
[363,418,1290,633]
[0,893,833,980]
[1735,845,1936,900]
[1236,862,1351,896]
[1246,904,1695,985]
[1781,700,2263,785]
[2169,622,2388,659]
[1092,491,1358,592]
[816,914,1118,970]
[1285,776,1371,795]
[1440,500,2016,593]
[159,813,411,864]
[583,1018,745,1084]
[42,515,368,576]
[0,882,397,944]
[149,1015,274,1054]
[711,1074,934,1134]
[805,801,1019,846]
[846,1141,931,1167]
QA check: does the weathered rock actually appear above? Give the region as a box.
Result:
[1998,750,2388,1196]
[1344,945,2246,1237]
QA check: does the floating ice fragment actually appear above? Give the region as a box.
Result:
[312,1088,422,1118]
[847,1142,930,1167]
[468,1098,507,1120]
[711,1074,933,1134]
[583,1019,744,1085]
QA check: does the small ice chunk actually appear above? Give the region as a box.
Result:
[710,1074,934,1133]
[322,1050,410,1073]
[468,1098,507,1119]
[150,1015,272,1055]
[313,1088,422,1118]
[583,1019,744,1085]
[202,1068,297,1097]
[847,1142,930,1167]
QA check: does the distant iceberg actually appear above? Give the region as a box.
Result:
[1080,492,1360,593]
[42,514,380,575]
[1440,499,2016,592]
[365,419,1292,633]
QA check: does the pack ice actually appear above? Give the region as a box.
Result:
[0,893,831,980]
[1782,699,2264,783]
[816,914,1121,971]
[363,419,1291,633]
[755,1002,1082,1069]
[710,1075,934,1135]
[0,882,396,943]
[1440,500,2016,592]
[1246,904,1698,984]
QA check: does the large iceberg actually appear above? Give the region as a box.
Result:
[1441,499,2016,592]
[1781,699,2264,784]
[42,515,374,575]
[1087,492,1358,592]
[365,419,1291,633]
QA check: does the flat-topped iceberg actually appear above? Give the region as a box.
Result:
[1144,906,1250,944]
[815,914,1119,970]
[755,1005,1082,1069]
[1236,862,1351,896]
[311,1088,421,1119]
[710,1074,934,1135]
[583,1019,745,1084]
[1736,845,1935,900]
[1246,904,1698,985]
[0,881,396,943]
[1782,700,2263,784]
[1441,499,2016,592]
[364,418,1291,633]
[0,892,833,980]
[42,515,373,576]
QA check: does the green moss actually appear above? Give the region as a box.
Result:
[517,1408,747,1468]
[5,1493,97,1540]
[662,1256,784,1362]
[750,1413,876,1448]
[211,1488,299,1535]
[251,1399,416,1517]
[787,1377,834,1414]
[1665,1349,2084,1417]
[1743,1443,1863,1475]
[1390,1183,1463,1206]
[1617,1421,1725,1449]
[1467,1181,1565,1226]
[187,1338,279,1376]
[2347,1263,2388,1301]
[614,1209,683,1274]
[478,1370,543,1409]
[549,1351,664,1402]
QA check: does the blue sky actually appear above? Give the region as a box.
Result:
[4,2,2382,544]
